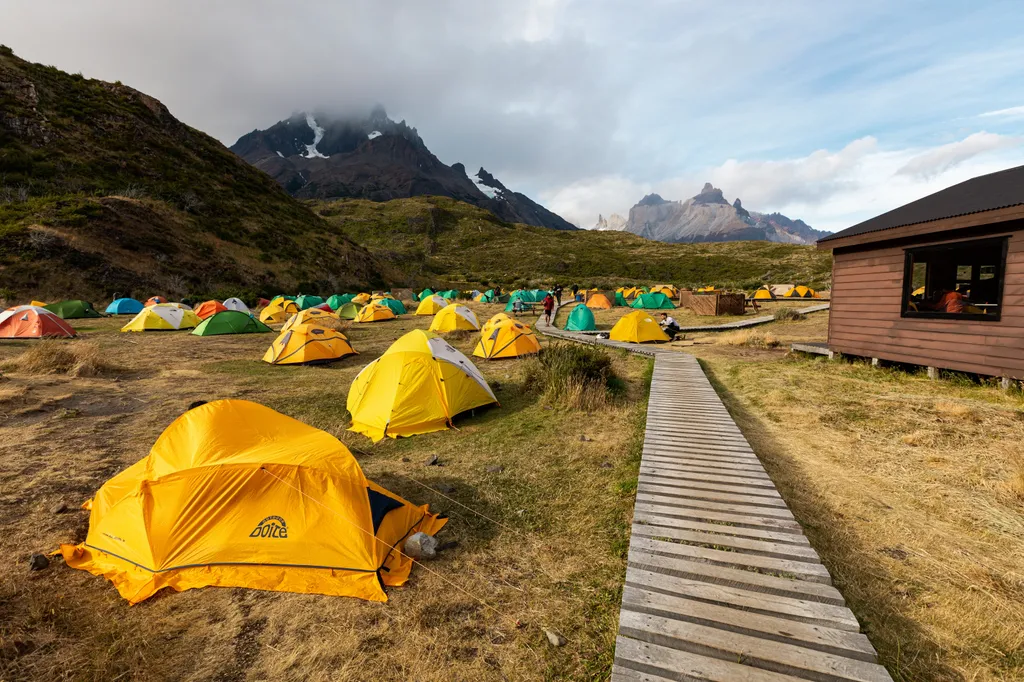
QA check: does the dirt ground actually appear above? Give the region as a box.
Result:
[0,301,651,682]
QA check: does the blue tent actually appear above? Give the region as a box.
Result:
[105,298,144,315]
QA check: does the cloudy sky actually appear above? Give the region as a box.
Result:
[4,0,1024,231]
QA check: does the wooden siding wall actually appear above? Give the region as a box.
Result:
[829,229,1023,379]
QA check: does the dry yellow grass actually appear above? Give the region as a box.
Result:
[0,301,650,681]
[688,312,1024,681]
[716,329,780,349]
[0,340,121,377]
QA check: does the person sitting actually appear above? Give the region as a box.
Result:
[659,313,681,340]
[512,298,525,315]
[928,288,966,314]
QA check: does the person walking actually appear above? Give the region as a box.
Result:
[552,284,563,305]
[542,292,555,326]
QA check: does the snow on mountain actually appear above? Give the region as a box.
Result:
[367,130,382,140]
[303,113,329,159]
[592,213,627,231]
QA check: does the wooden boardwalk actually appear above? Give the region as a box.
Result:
[537,307,892,681]
[556,302,830,335]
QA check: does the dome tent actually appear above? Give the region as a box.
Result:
[783,285,820,299]
[416,288,435,302]
[281,308,340,333]
[222,297,250,313]
[194,300,228,320]
[336,302,361,320]
[630,292,676,310]
[121,304,200,332]
[44,300,102,319]
[481,313,513,334]
[586,293,613,310]
[751,286,776,301]
[347,330,497,442]
[60,400,446,604]
[105,298,144,315]
[429,304,480,332]
[415,295,448,316]
[327,294,355,310]
[192,310,273,336]
[0,305,76,339]
[609,310,669,343]
[296,295,325,311]
[563,305,596,331]
[352,293,372,305]
[375,297,406,316]
[473,320,541,359]
[263,324,357,365]
[259,299,300,324]
[145,296,167,307]
[355,303,396,323]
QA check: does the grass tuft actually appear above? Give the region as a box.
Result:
[717,329,780,349]
[0,341,121,377]
[523,342,618,410]
[773,306,802,322]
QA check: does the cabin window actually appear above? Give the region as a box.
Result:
[901,237,1008,321]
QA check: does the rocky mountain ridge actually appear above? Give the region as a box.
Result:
[231,109,577,231]
[623,183,829,244]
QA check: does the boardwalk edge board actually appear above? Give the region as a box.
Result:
[535,304,892,681]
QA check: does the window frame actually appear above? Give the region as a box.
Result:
[900,236,1008,322]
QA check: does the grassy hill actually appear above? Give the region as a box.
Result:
[311,196,833,290]
[0,46,386,304]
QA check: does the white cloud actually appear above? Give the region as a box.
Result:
[896,132,1021,179]
[979,105,1024,119]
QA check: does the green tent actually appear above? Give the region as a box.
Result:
[564,305,596,331]
[44,300,102,319]
[481,289,495,302]
[630,292,675,310]
[614,292,628,306]
[504,293,526,312]
[296,295,325,310]
[337,302,360,320]
[439,289,459,300]
[417,288,435,301]
[326,294,354,310]
[191,310,273,336]
[378,298,406,315]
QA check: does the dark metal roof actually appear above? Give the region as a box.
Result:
[819,163,1024,244]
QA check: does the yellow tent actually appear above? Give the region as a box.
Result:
[473,320,541,359]
[352,293,372,305]
[429,304,480,332]
[586,293,613,309]
[371,293,394,300]
[259,299,300,324]
[481,313,513,334]
[651,284,678,298]
[30,299,47,307]
[281,308,340,333]
[263,324,357,365]
[60,400,446,604]
[355,303,397,323]
[609,310,670,343]
[912,286,925,297]
[121,304,201,332]
[347,330,497,442]
[619,287,642,300]
[415,295,448,316]
[783,285,820,299]
[751,286,776,301]
[696,286,716,293]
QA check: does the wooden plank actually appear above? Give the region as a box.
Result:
[630,536,833,584]
[631,522,816,561]
[625,569,857,631]
[634,501,803,532]
[613,638,804,682]
[635,492,796,521]
[638,474,784,501]
[621,586,877,660]
[618,611,892,682]
[639,466,776,488]
[633,512,810,546]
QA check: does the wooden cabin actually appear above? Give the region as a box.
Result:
[818,164,1024,382]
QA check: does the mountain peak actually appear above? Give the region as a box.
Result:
[692,182,728,205]
[638,193,667,206]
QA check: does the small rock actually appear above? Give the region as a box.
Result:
[879,546,909,561]
[543,405,553,411]
[404,532,438,559]
[424,454,439,466]
[436,484,456,494]
[485,465,504,474]
[579,435,592,442]
[599,462,613,469]
[400,457,411,463]
[29,554,49,571]
[51,502,69,514]
[545,629,567,647]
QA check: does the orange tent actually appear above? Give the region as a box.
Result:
[586,293,613,310]
[0,305,77,339]
[145,296,167,306]
[194,300,228,320]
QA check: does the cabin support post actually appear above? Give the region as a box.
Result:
[827,350,836,360]
[1001,377,1013,391]
[871,357,881,368]
[927,366,939,380]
